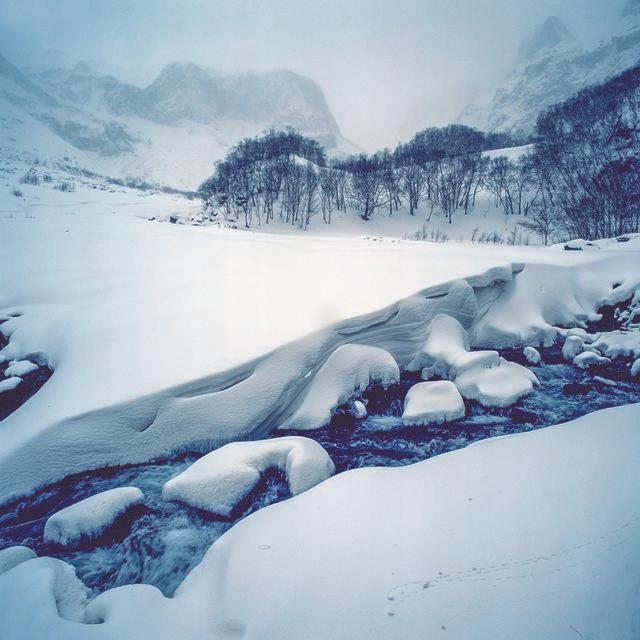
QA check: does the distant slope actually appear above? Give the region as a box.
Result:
[458,2,640,134]
[0,53,358,190]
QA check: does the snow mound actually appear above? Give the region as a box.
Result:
[4,360,38,377]
[408,313,537,408]
[280,344,399,431]
[0,546,36,576]
[523,346,541,364]
[592,331,640,359]
[402,381,465,426]
[450,349,500,377]
[454,358,539,408]
[0,557,90,625]
[162,437,335,517]
[573,351,610,369]
[407,314,469,377]
[0,377,22,393]
[43,487,144,547]
[562,335,584,360]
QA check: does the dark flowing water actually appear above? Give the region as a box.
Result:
[1,344,639,598]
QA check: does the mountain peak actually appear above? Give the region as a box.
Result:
[518,16,576,63]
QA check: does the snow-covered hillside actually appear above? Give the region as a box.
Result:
[0,53,357,190]
[458,1,640,134]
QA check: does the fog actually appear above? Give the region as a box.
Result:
[1,0,621,150]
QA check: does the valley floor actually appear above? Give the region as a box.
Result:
[1,155,640,639]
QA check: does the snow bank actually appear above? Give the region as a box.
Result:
[454,358,539,408]
[3,403,640,639]
[280,344,399,431]
[471,259,640,348]
[43,487,144,547]
[0,213,638,504]
[0,265,514,503]
[402,381,465,426]
[4,360,38,377]
[0,546,36,576]
[162,437,334,517]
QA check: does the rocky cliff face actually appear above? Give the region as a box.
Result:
[458,5,640,135]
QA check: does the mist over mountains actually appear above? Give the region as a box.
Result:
[0,53,356,189]
[458,0,640,134]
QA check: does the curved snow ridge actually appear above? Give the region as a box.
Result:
[3,402,640,639]
[280,344,400,431]
[0,266,515,505]
[43,487,145,548]
[162,436,335,517]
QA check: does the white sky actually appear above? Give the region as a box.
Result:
[1,0,622,150]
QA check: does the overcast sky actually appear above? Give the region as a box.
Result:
[0,0,623,150]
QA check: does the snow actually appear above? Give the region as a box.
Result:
[407,312,469,377]
[632,358,640,376]
[280,344,400,431]
[470,258,640,349]
[523,346,541,364]
[43,487,144,548]
[562,335,584,360]
[592,330,640,359]
[351,399,367,419]
[0,546,36,576]
[162,437,335,517]
[2,402,640,639]
[402,381,465,426]
[4,360,38,377]
[0,158,639,500]
[454,358,539,408]
[0,376,22,393]
[573,351,610,369]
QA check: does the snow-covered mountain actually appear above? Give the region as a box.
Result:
[0,53,357,189]
[458,1,640,134]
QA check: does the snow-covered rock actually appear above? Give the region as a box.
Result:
[43,487,144,547]
[592,331,640,359]
[350,400,367,419]
[280,344,399,431]
[523,346,541,364]
[0,377,22,393]
[402,381,465,426]
[407,313,469,378]
[573,351,610,369]
[162,437,334,517]
[454,358,539,408]
[408,313,537,408]
[562,335,584,361]
[4,360,38,377]
[450,349,500,377]
[632,358,640,376]
[0,547,36,576]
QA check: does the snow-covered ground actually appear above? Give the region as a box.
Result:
[1,151,640,639]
